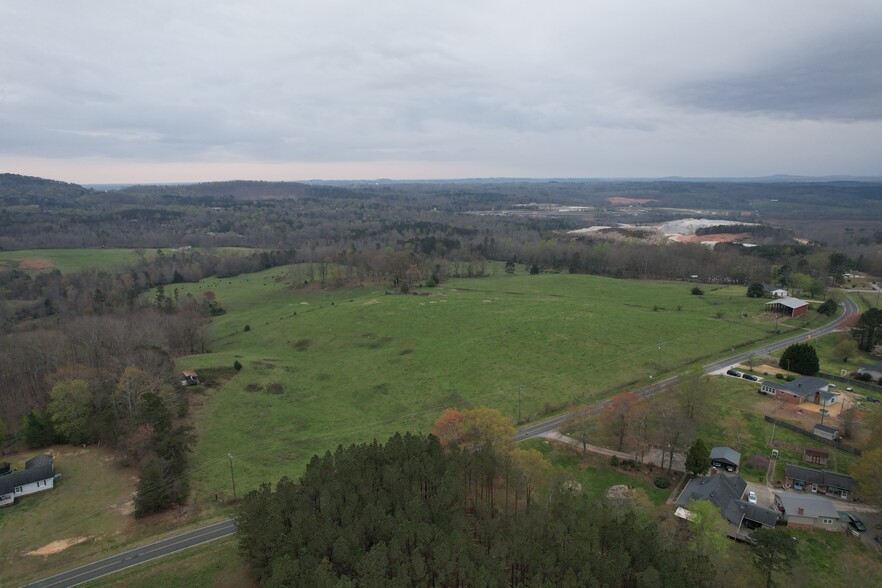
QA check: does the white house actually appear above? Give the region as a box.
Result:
[0,454,55,507]
[763,284,789,298]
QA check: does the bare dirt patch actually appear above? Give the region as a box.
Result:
[670,232,751,244]
[606,485,634,499]
[26,536,92,556]
[18,257,55,270]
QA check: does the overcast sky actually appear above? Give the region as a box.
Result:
[2,1,881,183]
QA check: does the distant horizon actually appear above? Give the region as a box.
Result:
[11,171,882,190]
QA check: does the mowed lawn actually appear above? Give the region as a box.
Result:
[173,270,792,502]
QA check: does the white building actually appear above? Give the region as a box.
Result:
[0,454,55,507]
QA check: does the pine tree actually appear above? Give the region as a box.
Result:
[134,456,170,517]
[685,438,710,475]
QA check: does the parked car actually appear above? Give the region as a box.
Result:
[726,369,743,377]
[747,491,757,504]
[846,387,854,392]
[742,373,759,381]
[846,513,867,532]
[874,535,882,546]
[867,396,881,404]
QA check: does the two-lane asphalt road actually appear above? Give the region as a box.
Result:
[21,520,237,588]
[23,297,859,588]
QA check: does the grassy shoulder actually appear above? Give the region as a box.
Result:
[83,535,251,588]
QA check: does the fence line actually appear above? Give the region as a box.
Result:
[764,415,862,456]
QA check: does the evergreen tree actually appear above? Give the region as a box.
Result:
[134,456,171,517]
[853,308,882,352]
[747,282,765,298]
[685,438,710,475]
[778,342,819,375]
[21,410,58,448]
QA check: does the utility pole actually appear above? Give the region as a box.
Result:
[517,386,523,424]
[228,453,237,500]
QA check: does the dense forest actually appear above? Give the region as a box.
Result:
[237,433,716,587]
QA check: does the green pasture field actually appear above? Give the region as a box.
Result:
[0,247,258,274]
[169,270,827,504]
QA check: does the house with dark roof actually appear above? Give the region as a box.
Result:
[774,492,840,531]
[765,296,809,317]
[710,446,741,472]
[0,453,55,507]
[676,474,778,540]
[856,360,882,381]
[785,464,856,499]
[760,376,839,407]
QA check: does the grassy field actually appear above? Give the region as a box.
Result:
[0,247,258,274]
[167,271,824,505]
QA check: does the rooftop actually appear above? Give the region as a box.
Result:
[765,297,808,310]
[775,492,839,519]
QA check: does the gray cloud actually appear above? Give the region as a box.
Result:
[669,29,882,121]
[1,2,881,180]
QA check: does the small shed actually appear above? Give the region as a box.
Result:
[803,447,829,466]
[710,446,741,472]
[813,424,840,441]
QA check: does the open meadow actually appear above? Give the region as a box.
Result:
[169,269,811,503]
[0,247,258,274]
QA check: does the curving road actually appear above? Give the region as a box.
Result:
[22,297,858,588]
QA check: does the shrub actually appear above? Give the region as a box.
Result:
[233,360,243,372]
[691,286,704,295]
[243,324,251,332]
[609,456,620,467]
[775,373,784,379]
[654,477,670,489]
[855,372,873,382]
